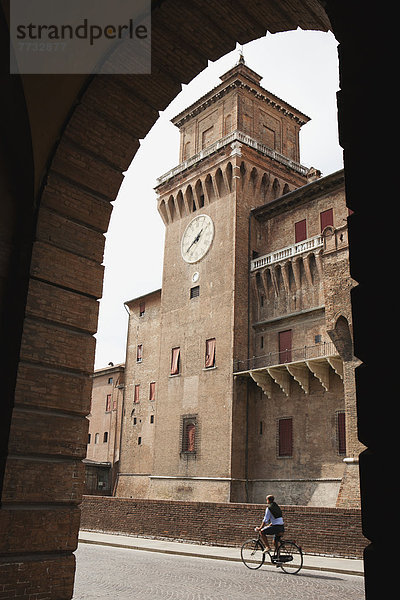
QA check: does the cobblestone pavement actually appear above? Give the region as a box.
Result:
[72,543,365,600]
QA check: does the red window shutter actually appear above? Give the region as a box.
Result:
[186,423,196,452]
[279,330,292,363]
[171,347,180,375]
[134,384,140,404]
[295,219,307,242]
[279,418,293,457]
[320,208,333,232]
[337,411,346,454]
[205,338,216,368]
[149,382,156,402]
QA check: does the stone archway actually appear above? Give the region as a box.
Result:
[0,1,388,598]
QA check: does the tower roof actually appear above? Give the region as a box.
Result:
[171,55,310,129]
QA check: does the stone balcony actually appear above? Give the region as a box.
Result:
[251,234,324,272]
[233,341,342,398]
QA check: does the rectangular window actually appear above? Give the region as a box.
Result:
[103,432,108,443]
[181,416,197,454]
[105,394,112,412]
[170,347,180,375]
[279,329,292,363]
[149,382,156,402]
[295,219,307,242]
[190,285,200,299]
[139,302,145,316]
[134,384,140,404]
[320,208,333,232]
[137,344,143,362]
[205,338,216,368]
[108,377,113,384]
[337,411,346,455]
[88,433,91,444]
[150,414,154,424]
[278,418,293,457]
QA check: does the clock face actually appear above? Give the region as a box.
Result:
[181,214,214,263]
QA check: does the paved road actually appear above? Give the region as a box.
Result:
[72,543,365,600]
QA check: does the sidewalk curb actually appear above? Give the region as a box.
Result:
[78,535,364,577]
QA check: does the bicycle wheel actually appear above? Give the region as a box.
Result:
[240,539,265,569]
[277,541,303,574]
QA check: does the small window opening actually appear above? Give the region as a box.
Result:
[170,347,180,375]
[337,411,346,455]
[134,384,140,404]
[278,418,293,457]
[205,338,216,368]
[190,285,200,299]
[181,416,197,454]
[137,344,143,362]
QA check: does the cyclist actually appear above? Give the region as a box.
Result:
[255,494,284,554]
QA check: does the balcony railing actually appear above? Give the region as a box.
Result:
[233,341,337,374]
[155,130,309,187]
[251,234,323,272]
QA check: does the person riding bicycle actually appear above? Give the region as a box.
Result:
[255,494,284,554]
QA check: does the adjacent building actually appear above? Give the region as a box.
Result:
[115,57,363,507]
[85,363,125,495]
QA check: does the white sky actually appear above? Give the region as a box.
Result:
[94,29,343,370]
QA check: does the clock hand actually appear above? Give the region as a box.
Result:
[186,228,203,252]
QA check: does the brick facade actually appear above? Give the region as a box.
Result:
[116,59,362,508]
[85,364,125,495]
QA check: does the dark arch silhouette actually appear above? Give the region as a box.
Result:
[0,2,389,598]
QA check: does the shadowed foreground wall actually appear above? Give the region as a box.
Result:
[0,0,393,598]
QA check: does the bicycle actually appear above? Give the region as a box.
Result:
[240,531,303,574]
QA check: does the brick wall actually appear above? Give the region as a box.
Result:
[80,496,367,559]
